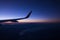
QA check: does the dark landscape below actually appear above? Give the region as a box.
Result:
[0,22,60,40]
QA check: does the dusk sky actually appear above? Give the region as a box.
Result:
[0,0,60,22]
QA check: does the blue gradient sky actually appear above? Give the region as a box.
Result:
[0,0,60,22]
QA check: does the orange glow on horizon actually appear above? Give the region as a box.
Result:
[1,19,60,24]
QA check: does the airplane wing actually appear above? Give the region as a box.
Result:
[0,11,32,22]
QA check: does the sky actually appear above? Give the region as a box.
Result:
[0,0,60,22]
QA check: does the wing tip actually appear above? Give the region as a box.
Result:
[25,10,32,18]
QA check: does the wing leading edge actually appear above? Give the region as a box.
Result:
[0,11,32,23]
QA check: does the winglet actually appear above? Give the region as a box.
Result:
[25,11,32,18]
